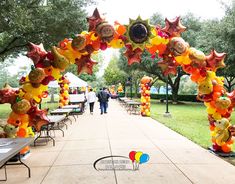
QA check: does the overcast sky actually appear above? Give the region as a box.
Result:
[87,0,231,24]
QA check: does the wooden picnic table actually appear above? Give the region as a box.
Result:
[0,138,33,181]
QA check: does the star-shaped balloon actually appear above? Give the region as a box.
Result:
[0,83,17,105]
[206,49,226,71]
[161,17,186,37]
[75,55,98,75]
[87,8,104,32]
[26,42,47,65]
[158,56,178,76]
[28,106,49,132]
[124,45,143,65]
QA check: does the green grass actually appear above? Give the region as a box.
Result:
[150,100,235,151]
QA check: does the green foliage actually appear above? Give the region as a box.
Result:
[179,76,197,95]
[0,60,19,88]
[0,0,94,60]
[104,55,128,85]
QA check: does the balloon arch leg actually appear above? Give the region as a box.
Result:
[0,8,235,154]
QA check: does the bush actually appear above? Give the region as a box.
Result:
[125,93,199,102]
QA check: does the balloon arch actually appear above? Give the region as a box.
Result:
[0,8,235,154]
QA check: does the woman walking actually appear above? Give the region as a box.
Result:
[87,88,96,114]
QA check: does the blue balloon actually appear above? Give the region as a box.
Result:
[139,153,150,164]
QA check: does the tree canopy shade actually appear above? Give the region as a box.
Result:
[0,0,94,60]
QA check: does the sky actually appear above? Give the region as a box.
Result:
[8,0,231,77]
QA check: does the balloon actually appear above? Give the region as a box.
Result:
[129,151,136,162]
[17,128,27,137]
[139,153,150,164]
[135,151,143,163]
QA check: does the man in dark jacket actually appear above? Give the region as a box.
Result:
[98,87,109,114]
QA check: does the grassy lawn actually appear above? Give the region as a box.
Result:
[150,100,235,151]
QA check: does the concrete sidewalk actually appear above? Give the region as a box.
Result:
[2,100,235,184]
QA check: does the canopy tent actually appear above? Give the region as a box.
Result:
[48,72,88,88]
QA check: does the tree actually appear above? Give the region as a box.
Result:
[194,1,235,92]
[103,55,128,86]
[0,0,94,60]
[0,60,19,88]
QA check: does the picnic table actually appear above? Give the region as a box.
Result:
[126,101,141,114]
[0,138,33,181]
[34,115,66,147]
[50,109,73,124]
[62,105,82,120]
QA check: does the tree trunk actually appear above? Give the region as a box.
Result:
[50,91,56,103]
[167,69,182,103]
[224,76,235,92]
[134,81,139,97]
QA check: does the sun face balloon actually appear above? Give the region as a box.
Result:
[96,22,115,42]
[168,37,188,56]
[125,16,153,50]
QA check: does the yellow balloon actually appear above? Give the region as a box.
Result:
[207,107,216,114]
[135,151,143,163]
[51,67,61,80]
[212,112,222,120]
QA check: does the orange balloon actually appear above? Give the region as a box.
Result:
[20,146,29,155]
[17,128,26,138]
[221,144,231,153]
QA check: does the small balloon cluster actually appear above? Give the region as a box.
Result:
[117,83,124,93]
[129,151,150,170]
[140,76,153,117]
[59,76,70,107]
[109,85,116,96]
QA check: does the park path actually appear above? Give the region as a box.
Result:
[2,99,235,184]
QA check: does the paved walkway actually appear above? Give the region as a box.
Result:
[2,100,235,184]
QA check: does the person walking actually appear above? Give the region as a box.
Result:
[98,87,109,115]
[87,88,96,114]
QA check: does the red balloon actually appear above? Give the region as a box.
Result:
[129,151,136,162]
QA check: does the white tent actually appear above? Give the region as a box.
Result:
[48,72,88,88]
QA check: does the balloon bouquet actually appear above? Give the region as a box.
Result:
[0,8,235,153]
[117,83,124,93]
[140,76,153,117]
[58,76,70,107]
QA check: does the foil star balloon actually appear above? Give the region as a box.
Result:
[87,8,104,32]
[0,83,17,105]
[28,106,49,132]
[206,49,226,71]
[124,45,143,65]
[158,56,178,76]
[161,17,186,37]
[26,42,47,65]
[75,55,98,75]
